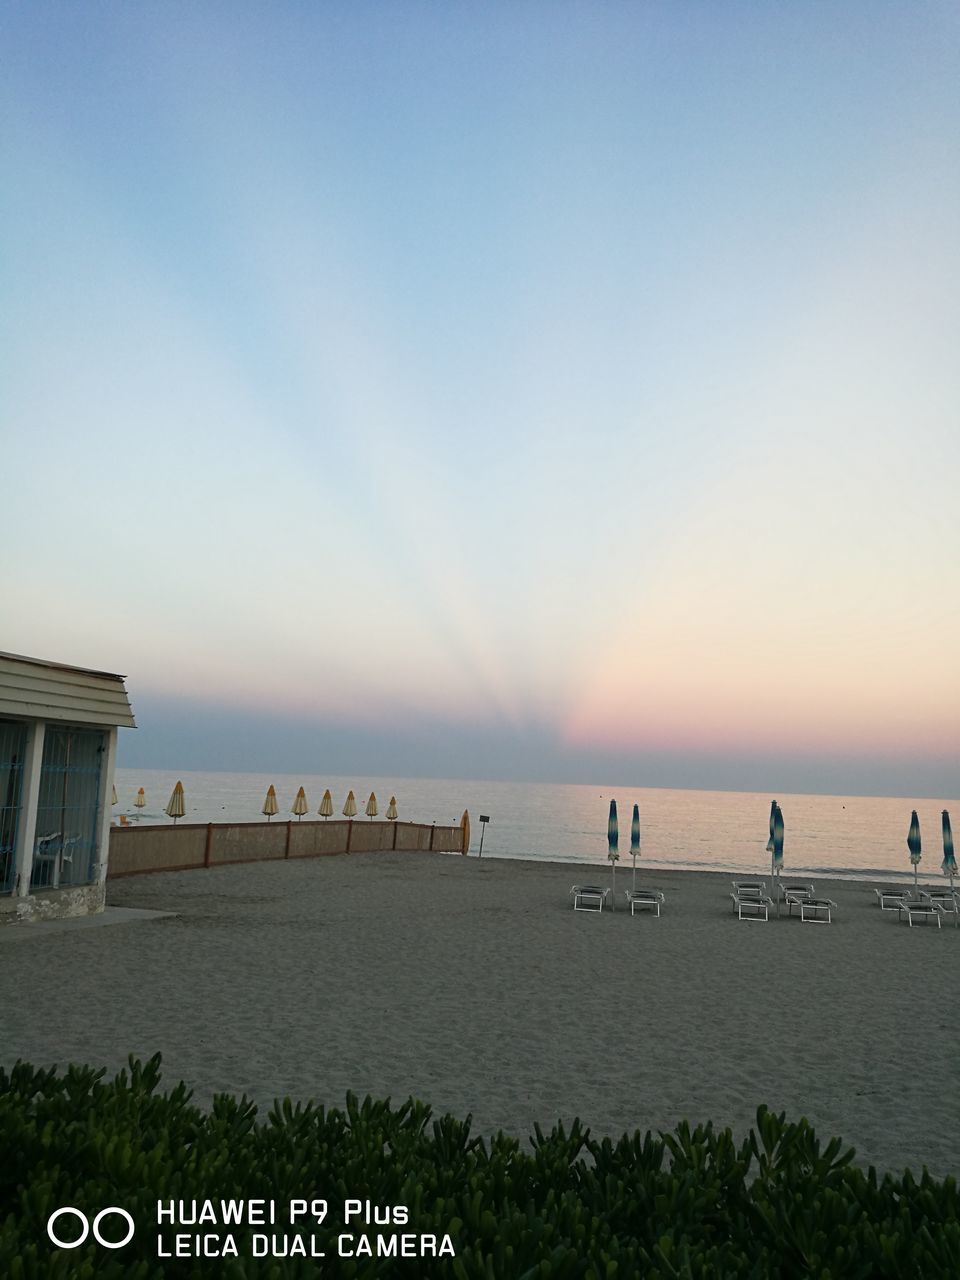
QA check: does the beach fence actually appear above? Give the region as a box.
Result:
[106,818,465,878]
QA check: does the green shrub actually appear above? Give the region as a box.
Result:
[0,1055,957,1277]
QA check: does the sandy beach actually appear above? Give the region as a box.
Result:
[2,852,957,1182]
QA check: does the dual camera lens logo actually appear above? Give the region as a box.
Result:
[47,1207,135,1250]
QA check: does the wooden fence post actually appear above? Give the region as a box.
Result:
[203,824,213,868]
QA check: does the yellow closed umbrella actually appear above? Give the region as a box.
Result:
[386,796,398,820]
[318,789,334,818]
[165,781,185,824]
[262,785,278,820]
[134,787,146,816]
[461,809,471,856]
[365,791,378,819]
[291,787,308,821]
[343,790,357,818]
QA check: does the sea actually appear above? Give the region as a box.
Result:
[113,768,958,886]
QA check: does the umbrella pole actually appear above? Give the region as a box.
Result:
[632,854,636,893]
[611,860,616,909]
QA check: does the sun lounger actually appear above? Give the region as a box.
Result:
[777,881,815,901]
[897,899,943,928]
[732,880,766,899]
[623,889,665,917]
[782,889,814,916]
[873,888,910,911]
[570,885,608,912]
[920,889,959,915]
[797,897,837,924]
[730,892,773,921]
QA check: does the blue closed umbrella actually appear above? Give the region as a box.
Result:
[907,810,921,889]
[608,800,619,907]
[772,803,785,915]
[630,803,641,891]
[766,800,779,907]
[942,810,956,896]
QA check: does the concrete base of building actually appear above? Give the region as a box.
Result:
[0,882,106,925]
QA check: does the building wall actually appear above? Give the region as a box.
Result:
[0,881,105,923]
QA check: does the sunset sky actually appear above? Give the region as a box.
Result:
[3,4,958,796]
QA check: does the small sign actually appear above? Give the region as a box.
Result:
[479,814,490,823]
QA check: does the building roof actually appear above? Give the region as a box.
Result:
[0,652,137,729]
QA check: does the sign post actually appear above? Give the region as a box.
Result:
[478,815,490,857]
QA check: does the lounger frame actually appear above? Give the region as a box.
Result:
[624,890,664,917]
[571,885,607,912]
[897,900,943,928]
[730,893,772,921]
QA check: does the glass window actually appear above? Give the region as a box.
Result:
[32,726,105,890]
[0,719,27,894]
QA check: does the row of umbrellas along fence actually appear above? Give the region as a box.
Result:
[265,786,397,823]
[605,799,957,898]
[112,784,400,826]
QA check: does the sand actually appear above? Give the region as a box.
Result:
[1,853,957,1180]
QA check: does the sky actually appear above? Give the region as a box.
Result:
[2,3,958,797]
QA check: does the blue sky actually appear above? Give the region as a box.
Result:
[3,4,958,796]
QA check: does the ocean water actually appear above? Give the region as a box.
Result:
[113,768,957,885]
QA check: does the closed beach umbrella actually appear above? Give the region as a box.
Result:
[772,804,784,915]
[343,790,357,818]
[291,787,308,821]
[766,799,777,883]
[630,803,641,891]
[365,791,378,819]
[262,785,278,821]
[942,810,956,895]
[608,799,619,907]
[111,783,118,806]
[386,796,398,821]
[135,787,146,814]
[318,789,334,818]
[165,781,185,824]
[907,810,921,888]
[461,809,470,856]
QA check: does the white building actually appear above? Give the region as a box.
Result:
[0,652,135,922]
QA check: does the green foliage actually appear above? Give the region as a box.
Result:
[0,1057,957,1277]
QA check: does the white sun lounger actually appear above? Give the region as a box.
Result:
[732,880,766,899]
[623,889,665,917]
[570,885,608,912]
[873,888,911,910]
[782,888,816,916]
[777,881,815,901]
[730,892,773,921]
[797,897,837,924]
[897,900,943,928]
[920,889,959,915]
